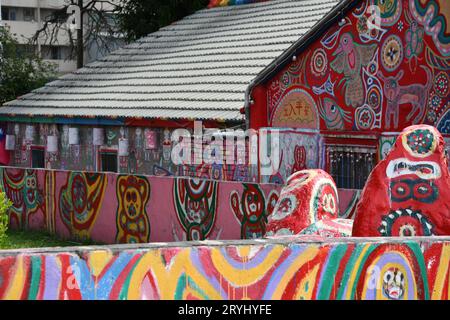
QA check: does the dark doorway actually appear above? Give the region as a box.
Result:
[31,148,45,168]
[100,151,118,173]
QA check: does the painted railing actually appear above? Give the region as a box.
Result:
[0,166,360,244]
[0,236,448,300]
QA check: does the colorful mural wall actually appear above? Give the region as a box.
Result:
[259,129,324,184]
[1,237,449,300]
[263,0,450,133]
[3,123,258,182]
[0,166,361,244]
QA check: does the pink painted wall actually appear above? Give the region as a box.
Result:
[0,166,360,244]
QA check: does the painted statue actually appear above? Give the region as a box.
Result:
[265,169,339,236]
[116,175,151,243]
[353,125,450,237]
[330,33,377,108]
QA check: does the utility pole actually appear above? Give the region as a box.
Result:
[0,0,3,68]
[77,0,83,68]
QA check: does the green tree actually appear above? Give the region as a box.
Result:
[0,27,57,105]
[29,0,209,68]
[118,0,209,42]
[0,191,12,246]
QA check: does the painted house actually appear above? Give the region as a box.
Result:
[1,0,450,300]
[1,0,449,188]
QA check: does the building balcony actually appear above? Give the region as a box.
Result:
[3,20,72,45]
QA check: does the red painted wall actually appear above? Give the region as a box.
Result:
[251,0,450,134]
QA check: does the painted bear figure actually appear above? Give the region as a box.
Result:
[352,125,450,237]
[265,169,339,236]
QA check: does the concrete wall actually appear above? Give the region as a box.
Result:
[0,166,360,244]
[0,236,449,300]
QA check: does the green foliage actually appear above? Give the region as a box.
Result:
[0,27,57,105]
[0,229,102,250]
[118,0,209,41]
[0,191,12,246]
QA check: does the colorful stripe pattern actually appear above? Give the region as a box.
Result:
[0,239,449,300]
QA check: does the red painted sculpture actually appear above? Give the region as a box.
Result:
[353,125,450,237]
[265,169,339,236]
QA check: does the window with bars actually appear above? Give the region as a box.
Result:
[327,146,376,189]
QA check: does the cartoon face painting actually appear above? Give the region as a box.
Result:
[174,178,218,241]
[116,175,151,243]
[353,125,450,237]
[231,184,277,239]
[0,169,43,229]
[383,268,405,300]
[60,172,107,239]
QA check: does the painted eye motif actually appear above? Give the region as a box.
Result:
[397,162,407,170]
[395,272,404,285]
[343,38,348,44]
[331,105,336,113]
[384,270,394,284]
[419,167,432,175]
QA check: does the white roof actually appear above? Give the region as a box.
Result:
[1,0,342,121]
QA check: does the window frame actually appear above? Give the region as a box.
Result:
[23,8,35,21]
[97,148,118,173]
[30,145,45,169]
[325,145,376,190]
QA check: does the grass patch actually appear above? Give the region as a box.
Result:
[0,229,101,250]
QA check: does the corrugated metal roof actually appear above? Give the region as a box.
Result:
[1,0,342,121]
